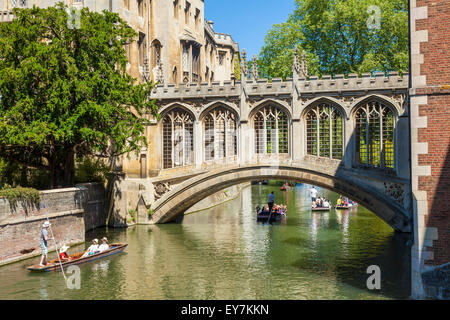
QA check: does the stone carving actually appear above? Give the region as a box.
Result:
[393,94,407,111]
[300,50,308,78]
[251,55,258,81]
[154,182,172,201]
[342,96,356,107]
[293,45,300,75]
[241,49,248,78]
[384,182,405,206]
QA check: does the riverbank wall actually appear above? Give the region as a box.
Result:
[0,183,106,266]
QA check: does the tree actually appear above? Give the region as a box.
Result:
[0,4,158,188]
[258,0,408,78]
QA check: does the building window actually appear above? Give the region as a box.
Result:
[192,45,200,83]
[138,0,144,17]
[182,44,189,83]
[254,106,289,154]
[138,32,147,68]
[172,66,178,84]
[204,107,237,161]
[185,1,190,24]
[218,51,226,66]
[355,101,395,169]
[151,40,161,71]
[11,0,27,7]
[162,108,194,169]
[123,0,130,10]
[173,0,179,18]
[195,8,200,30]
[306,104,344,159]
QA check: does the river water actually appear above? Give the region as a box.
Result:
[0,184,411,299]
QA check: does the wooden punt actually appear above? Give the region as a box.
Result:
[335,204,358,209]
[311,206,331,211]
[27,243,128,272]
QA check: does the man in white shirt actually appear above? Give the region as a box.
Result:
[98,237,109,252]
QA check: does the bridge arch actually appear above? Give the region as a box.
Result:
[150,164,411,232]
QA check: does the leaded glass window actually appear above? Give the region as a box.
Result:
[254,106,289,154]
[203,107,237,160]
[305,104,344,159]
[355,101,395,169]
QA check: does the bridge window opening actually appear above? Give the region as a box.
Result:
[355,101,394,169]
[162,109,194,169]
[306,104,343,159]
[203,108,237,161]
[254,106,289,154]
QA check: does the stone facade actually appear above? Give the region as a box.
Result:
[0,183,106,265]
[0,0,238,85]
[409,0,450,300]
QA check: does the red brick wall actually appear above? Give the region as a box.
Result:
[415,0,450,266]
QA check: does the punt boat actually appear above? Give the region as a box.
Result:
[27,243,127,272]
[335,203,358,209]
[311,206,331,211]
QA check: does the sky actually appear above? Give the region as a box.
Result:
[204,0,296,58]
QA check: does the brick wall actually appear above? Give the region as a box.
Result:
[415,0,450,267]
[410,0,450,299]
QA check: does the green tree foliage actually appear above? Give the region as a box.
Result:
[258,0,408,78]
[0,4,158,188]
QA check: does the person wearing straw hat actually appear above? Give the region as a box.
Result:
[98,237,109,252]
[39,221,53,266]
[58,244,71,262]
[81,238,99,258]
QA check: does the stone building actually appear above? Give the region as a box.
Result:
[0,0,239,85]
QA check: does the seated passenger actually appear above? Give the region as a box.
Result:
[98,237,109,252]
[337,197,342,206]
[323,200,330,208]
[59,245,72,262]
[81,239,99,258]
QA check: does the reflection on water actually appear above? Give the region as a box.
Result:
[0,184,411,299]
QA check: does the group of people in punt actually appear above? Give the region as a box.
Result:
[336,196,356,207]
[309,186,331,208]
[39,220,111,266]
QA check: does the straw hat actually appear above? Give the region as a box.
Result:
[42,221,51,228]
[101,237,108,242]
[59,245,69,253]
[93,238,99,244]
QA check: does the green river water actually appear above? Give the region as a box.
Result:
[0,184,411,299]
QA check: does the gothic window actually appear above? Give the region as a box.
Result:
[355,101,395,169]
[138,32,147,68]
[123,0,130,10]
[138,0,144,18]
[11,0,26,7]
[162,109,194,169]
[254,106,289,154]
[195,8,200,30]
[173,0,179,18]
[203,107,238,161]
[192,45,200,83]
[182,44,189,82]
[306,104,344,159]
[185,1,190,24]
[151,39,161,72]
[218,51,226,66]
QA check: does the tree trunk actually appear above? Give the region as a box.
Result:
[62,147,75,187]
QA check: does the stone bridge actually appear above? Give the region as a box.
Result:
[116,50,411,232]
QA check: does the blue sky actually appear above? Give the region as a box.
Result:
[204,0,296,58]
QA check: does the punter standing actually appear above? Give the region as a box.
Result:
[268,191,275,214]
[310,186,318,205]
[39,221,53,266]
